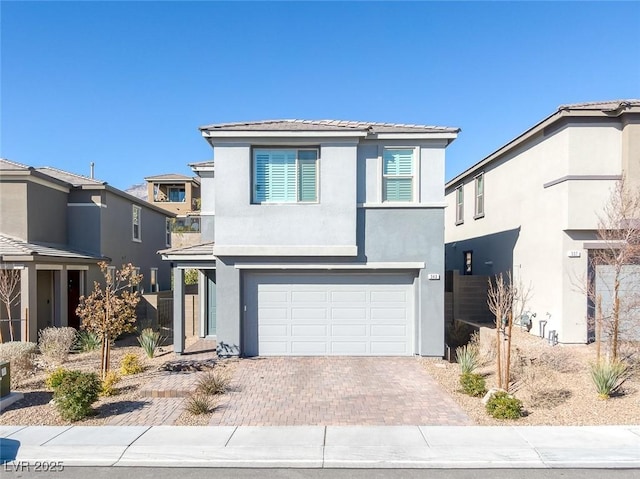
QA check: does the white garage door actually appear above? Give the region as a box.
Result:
[243,273,415,356]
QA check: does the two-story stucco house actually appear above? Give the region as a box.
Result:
[163,119,459,357]
[444,100,640,344]
[0,159,174,342]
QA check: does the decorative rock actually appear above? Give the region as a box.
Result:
[159,359,217,372]
[482,387,508,405]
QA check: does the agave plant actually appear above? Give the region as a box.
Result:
[137,328,163,358]
[456,343,480,375]
[590,359,627,399]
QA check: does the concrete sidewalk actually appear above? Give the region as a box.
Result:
[1,425,639,469]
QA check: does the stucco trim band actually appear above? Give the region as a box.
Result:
[543,174,622,189]
[213,245,358,256]
[233,262,425,270]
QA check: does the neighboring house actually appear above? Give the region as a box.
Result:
[162,119,459,356]
[145,173,202,249]
[444,100,640,344]
[0,159,174,342]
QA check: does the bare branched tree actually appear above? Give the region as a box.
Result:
[487,272,532,391]
[590,178,640,361]
[0,266,21,342]
[76,262,142,378]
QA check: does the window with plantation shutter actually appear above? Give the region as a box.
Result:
[253,149,318,204]
[383,149,414,202]
[474,173,484,218]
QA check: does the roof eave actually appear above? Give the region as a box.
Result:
[201,130,369,139]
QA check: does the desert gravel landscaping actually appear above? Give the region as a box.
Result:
[1,328,639,426]
[423,327,640,425]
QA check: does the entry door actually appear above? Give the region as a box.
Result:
[206,270,216,336]
[67,270,81,329]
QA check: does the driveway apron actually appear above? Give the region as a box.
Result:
[209,357,471,426]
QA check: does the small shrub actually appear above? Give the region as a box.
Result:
[39,327,77,365]
[48,369,101,421]
[46,367,68,390]
[456,343,480,374]
[0,341,37,388]
[459,372,487,397]
[590,359,628,399]
[75,330,101,352]
[101,371,121,396]
[137,328,163,358]
[120,353,143,375]
[485,391,523,419]
[196,369,231,396]
[185,393,215,415]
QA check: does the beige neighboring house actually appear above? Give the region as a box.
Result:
[145,173,201,249]
[444,100,640,344]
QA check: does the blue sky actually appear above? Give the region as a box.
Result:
[2,1,639,190]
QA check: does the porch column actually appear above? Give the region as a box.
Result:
[198,270,206,338]
[173,267,185,354]
[20,265,38,343]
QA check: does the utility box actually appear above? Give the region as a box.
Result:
[0,361,10,397]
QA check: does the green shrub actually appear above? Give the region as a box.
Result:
[486,391,523,419]
[137,328,163,358]
[39,327,77,365]
[590,359,628,399]
[185,393,215,415]
[196,369,231,396]
[48,369,101,421]
[46,367,68,390]
[456,343,480,374]
[459,372,487,397]
[101,371,121,396]
[0,341,37,388]
[120,353,143,375]
[75,330,101,352]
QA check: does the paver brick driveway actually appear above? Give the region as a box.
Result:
[209,357,471,426]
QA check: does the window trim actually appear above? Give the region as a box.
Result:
[132,205,142,242]
[474,172,485,219]
[251,147,320,204]
[381,147,417,203]
[455,184,464,225]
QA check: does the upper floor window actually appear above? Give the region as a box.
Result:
[474,173,484,218]
[168,186,186,202]
[132,205,142,242]
[382,149,414,202]
[165,218,172,247]
[253,149,318,203]
[455,185,464,225]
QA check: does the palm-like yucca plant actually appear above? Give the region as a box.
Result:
[137,328,163,358]
[590,359,628,399]
[456,343,480,375]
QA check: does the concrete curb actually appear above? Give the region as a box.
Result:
[1,425,639,469]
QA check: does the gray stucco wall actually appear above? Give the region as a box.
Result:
[27,182,68,244]
[0,182,28,239]
[98,192,172,292]
[212,142,358,252]
[68,190,103,255]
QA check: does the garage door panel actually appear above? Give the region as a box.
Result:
[370,307,408,320]
[371,324,407,337]
[371,290,407,303]
[259,291,288,302]
[291,341,328,354]
[331,324,367,336]
[371,341,409,355]
[331,307,367,320]
[292,291,327,302]
[246,273,415,356]
[330,342,368,354]
[331,291,367,302]
[292,324,327,336]
[291,307,327,320]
